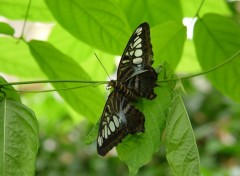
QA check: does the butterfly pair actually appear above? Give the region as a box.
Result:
[97,22,157,156]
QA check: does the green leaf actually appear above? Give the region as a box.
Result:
[117,63,175,175]
[0,76,21,102]
[0,0,53,21]
[151,21,186,69]
[119,0,183,29]
[48,24,93,63]
[166,91,200,176]
[0,98,39,176]
[180,0,232,17]
[176,40,201,73]
[45,0,130,54]
[193,14,240,103]
[0,38,45,78]
[28,40,105,122]
[0,22,14,35]
[48,24,116,81]
[84,120,99,145]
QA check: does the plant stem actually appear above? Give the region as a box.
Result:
[158,50,240,83]
[0,80,108,87]
[18,0,32,43]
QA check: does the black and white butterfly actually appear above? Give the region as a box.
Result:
[97,22,157,156]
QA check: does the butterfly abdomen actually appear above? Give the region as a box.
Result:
[109,80,138,101]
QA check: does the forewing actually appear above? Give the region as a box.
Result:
[125,67,158,100]
[117,22,154,82]
[97,90,145,156]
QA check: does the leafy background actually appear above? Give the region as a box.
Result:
[0,0,240,175]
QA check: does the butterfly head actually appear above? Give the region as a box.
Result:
[106,80,115,90]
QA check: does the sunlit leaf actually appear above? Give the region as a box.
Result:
[0,0,53,21]
[0,22,14,35]
[194,14,240,102]
[45,0,130,54]
[151,21,186,69]
[176,40,201,73]
[119,0,183,29]
[180,0,232,17]
[0,38,45,78]
[166,90,200,175]
[28,40,105,122]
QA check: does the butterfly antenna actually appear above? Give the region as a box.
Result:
[94,53,111,80]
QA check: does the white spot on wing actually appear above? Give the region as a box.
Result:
[98,136,102,146]
[104,125,108,139]
[136,27,142,34]
[122,59,130,64]
[108,128,111,135]
[134,35,139,41]
[135,49,142,57]
[124,104,131,113]
[102,129,105,138]
[133,38,142,48]
[130,51,134,56]
[133,57,143,65]
[109,121,115,132]
[107,105,111,112]
[136,43,142,48]
[113,115,119,128]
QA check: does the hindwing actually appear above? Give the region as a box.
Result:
[97,90,144,156]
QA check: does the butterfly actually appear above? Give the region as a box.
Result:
[97,22,157,156]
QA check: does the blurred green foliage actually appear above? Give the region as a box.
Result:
[0,0,240,175]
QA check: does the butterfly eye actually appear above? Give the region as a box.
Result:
[106,85,111,90]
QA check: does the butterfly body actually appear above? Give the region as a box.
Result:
[97,22,157,156]
[108,80,138,101]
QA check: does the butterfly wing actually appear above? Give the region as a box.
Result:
[117,22,154,82]
[97,90,144,156]
[125,68,157,100]
[117,22,157,99]
[97,22,157,156]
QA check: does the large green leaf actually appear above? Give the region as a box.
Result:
[166,91,200,176]
[28,40,105,122]
[0,38,45,78]
[45,0,130,55]
[193,14,240,102]
[0,22,14,36]
[48,24,93,63]
[0,0,53,21]
[180,0,232,17]
[151,21,186,69]
[48,24,116,81]
[119,0,183,29]
[176,40,201,73]
[0,98,39,176]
